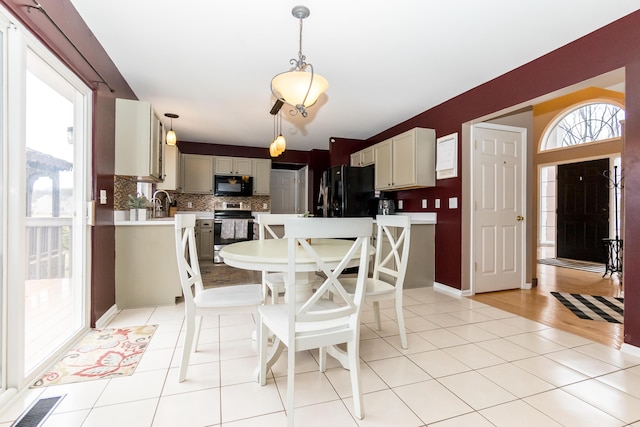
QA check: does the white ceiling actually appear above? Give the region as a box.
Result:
[70,0,639,152]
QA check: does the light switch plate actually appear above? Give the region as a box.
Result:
[449,197,458,209]
[435,199,441,209]
[422,199,427,209]
[263,203,268,209]
[397,200,403,209]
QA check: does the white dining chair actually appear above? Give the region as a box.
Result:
[343,214,411,349]
[174,214,263,382]
[256,213,303,304]
[257,217,372,426]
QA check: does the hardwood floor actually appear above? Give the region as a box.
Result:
[470,263,624,349]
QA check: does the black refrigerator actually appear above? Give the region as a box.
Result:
[318,164,377,217]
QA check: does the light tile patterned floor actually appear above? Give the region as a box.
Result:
[3,287,640,427]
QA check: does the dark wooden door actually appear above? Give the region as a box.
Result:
[556,158,609,263]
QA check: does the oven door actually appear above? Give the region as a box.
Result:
[213,219,254,263]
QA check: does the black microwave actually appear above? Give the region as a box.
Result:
[214,175,253,196]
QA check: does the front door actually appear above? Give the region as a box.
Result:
[556,159,609,263]
[473,123,526,293]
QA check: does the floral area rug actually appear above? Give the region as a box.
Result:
[32,324,157,387]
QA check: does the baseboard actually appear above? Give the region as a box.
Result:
[620,343,640,357]
[94,304,118,329]
[434,282,472,297]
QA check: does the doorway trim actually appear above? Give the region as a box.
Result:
[463,122,528,295]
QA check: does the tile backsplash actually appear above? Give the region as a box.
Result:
[113,176,270,212]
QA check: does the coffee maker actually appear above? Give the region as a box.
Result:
[377,199,396,215]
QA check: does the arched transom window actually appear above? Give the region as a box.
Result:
[542,102,625,151]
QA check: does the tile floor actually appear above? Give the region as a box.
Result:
[3,287,640,426]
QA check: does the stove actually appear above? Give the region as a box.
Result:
[213,201,253,219]
[213,202,254,263]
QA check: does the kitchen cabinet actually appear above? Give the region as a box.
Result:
[252,158,272,195]
[156,143,180,191]
[350,146,375,167]
[115,223,182,308]
[374,127,435,191]
[214,156,252,175]
[196,219,214,260]
[374,219,435,289]
[115,98,165,182]
[181,154,213,193]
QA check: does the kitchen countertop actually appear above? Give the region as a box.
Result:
[114,210,215,225]
[114,211,436,225]
[379,212,437,224]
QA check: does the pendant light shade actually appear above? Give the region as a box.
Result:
[270,5,328,118]
[166,129,177,146]
[164,113,179,146]
[271,70,328,112]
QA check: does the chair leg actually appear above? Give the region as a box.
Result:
[319,346,327,372]
[347,340,364,419]
[193,315,203,352]
[271,284,277,305]
[395,298,408,349]
[372,301,382,331]
[287,346,296,427]
[258,314,268,386]
[179,314,195,382]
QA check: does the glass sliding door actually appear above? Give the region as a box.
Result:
[23,50,87,375]
[4,5,92,390]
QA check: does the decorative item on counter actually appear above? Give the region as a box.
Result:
[168,201,178,217]
[128,193,151,221]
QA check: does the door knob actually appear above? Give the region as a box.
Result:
[516,215,524,221]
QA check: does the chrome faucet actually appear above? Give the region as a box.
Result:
[150,190,173,217]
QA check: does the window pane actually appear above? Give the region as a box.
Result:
[543,103,624,150]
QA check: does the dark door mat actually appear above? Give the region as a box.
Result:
[11,396,63,427]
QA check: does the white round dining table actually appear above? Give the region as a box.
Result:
[220,238,363,302]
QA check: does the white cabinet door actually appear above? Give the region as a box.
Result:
[115,98,164,182]
[215,156,252,175]
[182,154,213,193]
[235,158,253,175]
[374,139,393,190]
[392,130,417,188]
[350,146,375,167]
[361,146,375,166]
[156,144,180,191]
[252,159,271,195]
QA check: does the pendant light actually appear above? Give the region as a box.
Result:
[269,110,286,157]
[270,6,328,118]
[164,113,179,146]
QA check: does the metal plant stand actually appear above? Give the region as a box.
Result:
[602,165,623,279]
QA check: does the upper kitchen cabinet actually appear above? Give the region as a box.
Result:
[156,143,180,191]
[214,156,252,175]
[181,154,213,193]
[252,158,271,195]
[374,127,435,191]
[350,146,375,167]
[115,98,164,182]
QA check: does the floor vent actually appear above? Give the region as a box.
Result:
[11,396,63,427]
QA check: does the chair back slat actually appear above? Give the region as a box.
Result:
[174,214,204,308]
[284,218,372,325]
[372,215,411,286]
[256,214,301,240]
